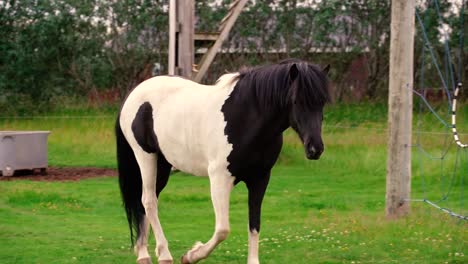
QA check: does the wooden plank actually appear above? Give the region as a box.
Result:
[219,0,242,31]
[386,0,415,219]
[194,0,248,83]
[194,32,220,41]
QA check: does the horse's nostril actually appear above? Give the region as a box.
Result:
[310,146,316,154]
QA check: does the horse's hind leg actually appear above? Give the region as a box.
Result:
[182,166,235,263]
[135,216,151,264]
[154,153,173,262]
[135,154,172,264]
[156,154,172,198]
[134,150,173,264]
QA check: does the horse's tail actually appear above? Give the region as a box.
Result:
[115,115,144,245]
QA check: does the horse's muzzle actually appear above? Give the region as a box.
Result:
[305,145,323,160]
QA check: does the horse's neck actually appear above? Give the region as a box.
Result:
[223,80,290,142]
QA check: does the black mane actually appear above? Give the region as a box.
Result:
[234,60,330,111]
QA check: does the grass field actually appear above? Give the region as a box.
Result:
[0,103,466,263]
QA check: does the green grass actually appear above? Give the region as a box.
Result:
[0,103,467,263]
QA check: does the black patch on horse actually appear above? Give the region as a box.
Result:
[222,61,329,179]
[221,60,330,231]
[132,102,159,153]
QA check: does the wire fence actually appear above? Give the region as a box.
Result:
[411,0,467,221]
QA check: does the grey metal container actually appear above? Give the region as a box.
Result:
[0,131,51,176]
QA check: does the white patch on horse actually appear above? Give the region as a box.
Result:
[122,74,238,177]
[119,74,239,263]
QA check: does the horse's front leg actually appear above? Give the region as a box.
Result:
[181,167,235,263]
[246,171,270,264]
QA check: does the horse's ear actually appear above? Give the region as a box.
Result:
[289,63,299,82]
[322,64,331,75]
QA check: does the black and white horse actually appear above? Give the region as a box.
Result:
[115,59,330,264]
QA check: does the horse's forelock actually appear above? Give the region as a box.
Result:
[292,63,330,109]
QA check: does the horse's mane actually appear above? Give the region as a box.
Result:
[232,59,330,111]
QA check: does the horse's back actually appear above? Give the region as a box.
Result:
[120,75,237,177]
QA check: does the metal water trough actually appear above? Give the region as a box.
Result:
[0,131,51,176]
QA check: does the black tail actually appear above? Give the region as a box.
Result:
[115,116,144,245]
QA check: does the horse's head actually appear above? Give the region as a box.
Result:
[287,62,330,160]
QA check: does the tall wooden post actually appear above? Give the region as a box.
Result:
[168,0,194,78]
[168,0,176,75]
[177,0,194,78]
[386,0,415,219]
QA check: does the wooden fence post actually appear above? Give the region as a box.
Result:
[386,0,415,219]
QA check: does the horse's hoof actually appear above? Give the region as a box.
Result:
[181,254,191,264]
[137,257,153,264]
[158,260,173,264]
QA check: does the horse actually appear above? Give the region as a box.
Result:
[115,59,330,264]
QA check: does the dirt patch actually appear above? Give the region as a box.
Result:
[0,167,117,182]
